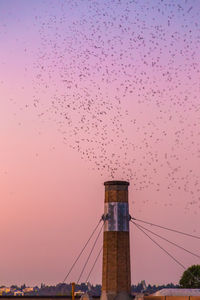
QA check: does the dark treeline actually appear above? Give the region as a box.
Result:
[1,282,179,296]
[131,282,179,295]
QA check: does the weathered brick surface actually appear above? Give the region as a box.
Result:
[105,190,128,203]
[102,232,131,293]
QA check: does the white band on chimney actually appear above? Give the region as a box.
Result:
[104,202,129,232]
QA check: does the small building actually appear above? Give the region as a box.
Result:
[74,291,85,296]
[23,287,34,293]
[14,291,24,296]
[0,287,11,295]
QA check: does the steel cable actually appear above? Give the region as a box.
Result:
[133,221,200,259]
[77,222,104,284]
[131,220,200,284]
[131,220,186,269]
[62,219,102,283]
[132,217,200,239]
[85,246,103,283]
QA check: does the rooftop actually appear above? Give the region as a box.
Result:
[152,289,200,296]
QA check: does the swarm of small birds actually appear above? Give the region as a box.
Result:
[31,0,200,211]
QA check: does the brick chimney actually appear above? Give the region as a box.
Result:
[101,181,131,300]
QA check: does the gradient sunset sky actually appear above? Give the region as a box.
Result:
[0,0,200,287]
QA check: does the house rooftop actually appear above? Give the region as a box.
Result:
[152,289,200,296]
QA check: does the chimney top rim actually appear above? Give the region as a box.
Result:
[104,180,130,186]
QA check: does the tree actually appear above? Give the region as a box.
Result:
[179,265,200,288]
[10,285,19,290]
[21,284,26,290]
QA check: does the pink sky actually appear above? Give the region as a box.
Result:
[0,0,200,287]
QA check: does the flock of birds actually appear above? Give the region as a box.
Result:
[31,0,200,212]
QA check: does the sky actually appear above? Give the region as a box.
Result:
[0,0,200,287]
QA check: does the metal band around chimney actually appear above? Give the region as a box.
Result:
[104,202,129,232]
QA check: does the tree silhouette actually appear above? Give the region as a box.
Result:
[179,265,200,288]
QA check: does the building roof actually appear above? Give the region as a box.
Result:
[152,289,200,296]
